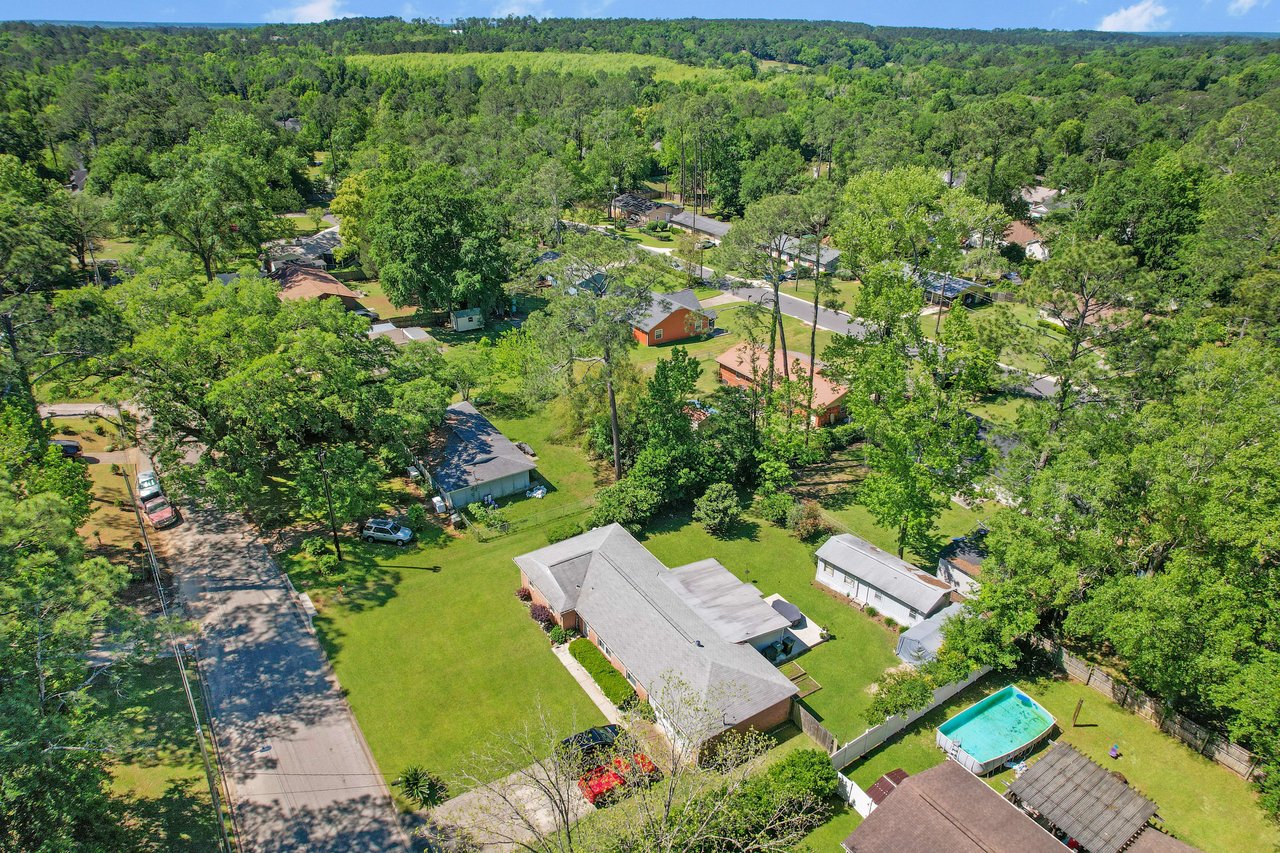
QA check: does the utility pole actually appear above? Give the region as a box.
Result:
[316,449,343,562]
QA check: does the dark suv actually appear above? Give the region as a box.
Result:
[558,725,622,767]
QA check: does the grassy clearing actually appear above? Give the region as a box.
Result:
[49,414,118,454]
[97,235,139,261]
[842,673,1278,853]
[784,276,862,313]
[81,463,145,553]
[639,510,898,741]
[280,407,607,795]
[100,660,222,851]
[348,51,719,84]
[279,214,327,236]
[350,279,417,321]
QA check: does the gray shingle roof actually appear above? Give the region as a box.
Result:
[661,558,791,645]
[669,210,732,239]
[1008,744,1159,853]
[515,526,798,736]
[781,236,842,267]
[428,402,537,494]
[816,534,953,615]
[632,289,712,332]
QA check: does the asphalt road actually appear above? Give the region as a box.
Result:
[157,510,409,853]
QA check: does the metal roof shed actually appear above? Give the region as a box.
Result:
[1008,743,1159,853]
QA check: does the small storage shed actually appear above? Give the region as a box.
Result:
[895,602,964,665]
[450,307,484,332]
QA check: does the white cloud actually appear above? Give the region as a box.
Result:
[1096,0,1170,30]
[1228,0,1264,14]
[492,0,548,15]
[265,0,353,23]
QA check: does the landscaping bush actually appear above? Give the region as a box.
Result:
[865,606,878,618]
[529,603,555,630]
[514,586,532,602]
[545,520,583,544]
[314,552,338,576]
[787,499,830,541]
[884,616,898,629]
[568,638,636,708]
[404,503,426,528]
[549,625,569,646]
[693,483,742,536]
[394,765,448,810]
[301,537,329,558]
[755,491,795,527]
[93,422,108,436]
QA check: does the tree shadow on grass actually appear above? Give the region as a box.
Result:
[117,778,222,853]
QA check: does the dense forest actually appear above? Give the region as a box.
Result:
[1,15,1278,848]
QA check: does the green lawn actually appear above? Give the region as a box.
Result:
[99,660,223,851]
[841,674,1280,853]
[49,414,119,454]
[97,235,139,261]
[784,276,862,314]
[350,280,417,321]
[639,511,899,741]
[281,407,607,796]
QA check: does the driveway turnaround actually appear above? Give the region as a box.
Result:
[157,509,409,852]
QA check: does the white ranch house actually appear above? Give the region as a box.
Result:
[814,534,953,627]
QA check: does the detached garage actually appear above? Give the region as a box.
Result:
[427,402,537,509]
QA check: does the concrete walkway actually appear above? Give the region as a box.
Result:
[552,644,623,725]
[699,292,745,309]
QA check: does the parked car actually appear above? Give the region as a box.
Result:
[142,494,179,529]
[136,470,163,501]
[50,439,81,457]
[361,518,412,545]
[558,725,621,765]
[576,752,661,806]
[577,763,626,806]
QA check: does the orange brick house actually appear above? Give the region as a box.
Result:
[631,289,716,346]
[515,525,798,747]
[716,342,848,427]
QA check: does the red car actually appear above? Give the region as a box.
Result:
[577,753,661,806]
[577,764,626,806]
[142,494,179,529]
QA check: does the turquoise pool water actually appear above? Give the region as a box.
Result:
[938,685,1055,763]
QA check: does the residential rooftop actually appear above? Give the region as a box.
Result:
[815,534,953,615]
[428,401,536,494]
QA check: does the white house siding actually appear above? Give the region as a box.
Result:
[443,470,532,509]
[814,558,927,627]
[938,561,980,597]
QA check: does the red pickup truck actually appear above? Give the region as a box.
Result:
[142,494,179,529]
[577,753,661,806]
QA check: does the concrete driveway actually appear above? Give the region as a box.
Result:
[156,509,409,852]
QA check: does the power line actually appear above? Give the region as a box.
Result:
[124,472,237,853]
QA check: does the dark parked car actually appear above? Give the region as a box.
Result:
[50,439,82,457]
[558,725,622,765]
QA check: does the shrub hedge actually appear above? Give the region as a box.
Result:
[568,638,636,708]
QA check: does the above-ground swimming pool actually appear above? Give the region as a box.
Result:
[936,684,1056,774]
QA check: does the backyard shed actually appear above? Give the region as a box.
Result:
[450,307,484,332]
[427,402,536,509]
[1008,743,1160,853]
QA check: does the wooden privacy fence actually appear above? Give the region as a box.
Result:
[791,701,837,754]
[1039,639,1262,781]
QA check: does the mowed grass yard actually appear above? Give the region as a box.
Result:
[282,407,608,797]
[640,511,899,742]
[843,673,1279,853]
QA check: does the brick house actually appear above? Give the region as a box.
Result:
[716,342,848,427]
[515,525,798,747]
[631,289,716,346]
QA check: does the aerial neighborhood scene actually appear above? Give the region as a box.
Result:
[4,5,1280,853]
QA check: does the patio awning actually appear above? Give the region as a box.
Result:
[1008,743,1158,853]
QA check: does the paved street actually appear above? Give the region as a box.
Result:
[156,510,409,853]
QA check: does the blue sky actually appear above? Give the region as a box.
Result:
[13,0,1280,33]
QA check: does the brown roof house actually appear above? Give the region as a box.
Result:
[1004,221,1050,261]
[426,402,537,510]
[631,289,716,346]
[716,343,848,427]
[937,530,987,597]
[815,534,953,628]
[842,760,1063,853]
[515,525,798,749]
[271,265,363,310]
